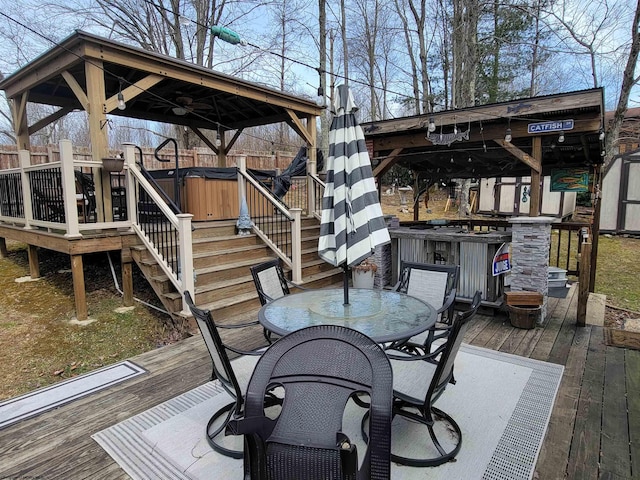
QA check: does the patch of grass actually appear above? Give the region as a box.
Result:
[0,242,179,400]
[595,236,640,312]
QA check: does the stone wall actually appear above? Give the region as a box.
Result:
[508,217,554,322]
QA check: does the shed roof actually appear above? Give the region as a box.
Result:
[361,88,605,180]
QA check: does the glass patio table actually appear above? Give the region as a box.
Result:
[258,288,437,344]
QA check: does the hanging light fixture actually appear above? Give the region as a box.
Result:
[599,129,605,141]
[558,131,565,143]
[172,106,188,116]
[505,128,512,143]
[117,81,126,111]
[215,126,222,147]
[428,116,436,133]
[450,156,454,164]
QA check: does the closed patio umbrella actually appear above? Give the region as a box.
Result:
[318,85,391,305]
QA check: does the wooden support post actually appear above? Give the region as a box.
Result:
[121,259,134,307]
[85,59,111,222]
[71,254,88,320]
[530,137,542,217]
[27,244,40,279]
[577,241,592,327]
[589,166,602,293]
[0,238,7,258]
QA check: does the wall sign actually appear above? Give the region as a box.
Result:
[550,168,589,192]
[527,120,574,134]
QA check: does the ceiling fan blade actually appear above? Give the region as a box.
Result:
[189,102,213,110]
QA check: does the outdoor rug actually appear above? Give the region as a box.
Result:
[93,345,564,480]
[0,360,146,429]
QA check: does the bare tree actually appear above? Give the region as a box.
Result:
[452,0,479,108]
[606,0,640,163]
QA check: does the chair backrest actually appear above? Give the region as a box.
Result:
[183,291,243,407]
[229,325,393,480]
[424,290,482,412]
[397,261,459,311]
[250,259,290,306]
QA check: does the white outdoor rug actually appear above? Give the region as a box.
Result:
[0,361,146,429]
[93,345,563,480]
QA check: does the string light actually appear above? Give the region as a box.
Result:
[117,81,126,111]
[505,128,512,143]
[599,129,605,141]
[428,116,436,133]
[558,131,565,143]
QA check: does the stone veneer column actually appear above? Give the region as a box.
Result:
[508,216,555,323]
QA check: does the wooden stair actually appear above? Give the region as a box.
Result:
[130,217,342,331]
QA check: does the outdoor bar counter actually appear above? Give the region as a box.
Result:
[389,225,512,306]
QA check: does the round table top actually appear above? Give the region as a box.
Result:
[258,288,437,343]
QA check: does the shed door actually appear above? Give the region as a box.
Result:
[621,158,640,233]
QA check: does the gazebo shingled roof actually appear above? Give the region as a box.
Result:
[0,30,321,163]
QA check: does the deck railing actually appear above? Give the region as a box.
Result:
[237,156,302,283]
[309,174,325,219]
[123,144,194,314]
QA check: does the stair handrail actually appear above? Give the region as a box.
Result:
[131,144,182,215]
[123,144,194,314]
[237,156,303,283]
[309,173,326,220]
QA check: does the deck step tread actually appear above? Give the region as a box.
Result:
[195,256,277,275]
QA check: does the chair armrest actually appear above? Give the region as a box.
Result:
[217,319,260,329]
[384,343,441,362]
[437,288,457,324]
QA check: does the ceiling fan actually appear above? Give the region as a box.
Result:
[171,96,213,116]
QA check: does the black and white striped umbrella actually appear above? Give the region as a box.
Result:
[318,85,390,304]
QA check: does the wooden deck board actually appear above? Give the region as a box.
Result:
[0,283,636,480]
[627,349,640,479]
[566,324,606,480]
[600,346,632,479]
[535,324,592,480]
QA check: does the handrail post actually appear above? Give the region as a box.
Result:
[19,149,34,229]
[60,139,81,238]
[123,144,138,229]
[237,155,247,210]
[178,213,195,315]
[291,207,303,283]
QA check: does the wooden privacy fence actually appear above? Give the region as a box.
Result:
[0,145,296,172]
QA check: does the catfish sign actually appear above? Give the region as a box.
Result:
[492,243,511,276]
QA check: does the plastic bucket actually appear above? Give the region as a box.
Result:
[508,305,540,329]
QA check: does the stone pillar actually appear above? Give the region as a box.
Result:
[508,216,554,323]
[372,215,397,288]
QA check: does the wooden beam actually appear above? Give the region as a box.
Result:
[226,128,243,151]
[285,109,313,145]
[577,242,591,326]
[28,107,73,136]
[2,48,83,98]
[373,148,404,177]
[372,113,601,152]
[61,71,89,111]
[530,136,542,216]
[495,139,541,172]
[190,127,219,155]
[12,92,28,135]
[71,254,88,321]
[84,44,321,116]
[104,73,164,113]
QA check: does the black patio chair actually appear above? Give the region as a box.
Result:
[184,291,268,459]
[392,261,459,354]
[381,290,482,467]
[227,325,393,480]
[250,258,294,306]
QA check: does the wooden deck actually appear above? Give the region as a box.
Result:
[1,285,638,479]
